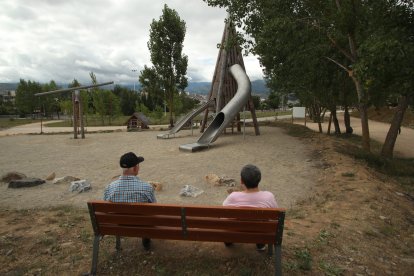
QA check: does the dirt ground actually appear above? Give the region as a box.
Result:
[0,124,413,275]
[0,126,317,209]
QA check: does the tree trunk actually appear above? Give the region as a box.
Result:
[381,94,411,158]
[169,92,174,128]
[350,75,370,151]
[332,108,341,134]
[344,106,353,134]
[327,113,333,135]
[358,102,370,151]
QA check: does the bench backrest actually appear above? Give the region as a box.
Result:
[88,200,286,245]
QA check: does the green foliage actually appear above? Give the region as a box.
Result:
[113,85,138,115]
[90,72,121,125]
[250,95,261,110]
[266,90,280,110]
[147,4,188,126]
[319,261,344,276]
[15,79,42,116]
[294,248,312,270]
[139,65,163,111]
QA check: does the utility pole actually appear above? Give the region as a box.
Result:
[132,69,137,92]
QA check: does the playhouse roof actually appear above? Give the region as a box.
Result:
[125,112,150,125]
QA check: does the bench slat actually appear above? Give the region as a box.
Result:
[95,213,278,232]
[100,225,276,244]
[89,200,282,220]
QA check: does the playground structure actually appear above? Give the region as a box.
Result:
[180,64,252,151]
[157,20,260,151]
[34,81,114,139]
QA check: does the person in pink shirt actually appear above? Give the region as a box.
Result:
[223,164,278,251]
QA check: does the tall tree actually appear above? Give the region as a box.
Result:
[147,4,188,127]
[41,80,60,118]
[15,79,42,117]
[113,85,138,115]
[139,65,164,112]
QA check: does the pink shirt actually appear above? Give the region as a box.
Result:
[223,191,278,208]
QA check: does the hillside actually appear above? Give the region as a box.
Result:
[1,79,270,97]
[184,79,269,96]
[0,83,18,91]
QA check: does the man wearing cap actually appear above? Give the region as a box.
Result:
[103,152,156,250]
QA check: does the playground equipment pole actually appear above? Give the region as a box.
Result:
[35,81,114,139]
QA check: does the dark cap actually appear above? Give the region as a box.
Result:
[119,152,144,168]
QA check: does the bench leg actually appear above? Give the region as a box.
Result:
[116,236,121,251]
[274,244,282,276]
[91,235,101,275]
[267,243,273,256]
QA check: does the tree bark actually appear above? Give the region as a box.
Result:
[350,74,370,151]
[332,108,341,134]
[344,105,353,134]
[381,94,411,158]
[327,113,332,135]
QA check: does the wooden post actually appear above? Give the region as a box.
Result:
[78,90,85,139]
[72,92,78,139]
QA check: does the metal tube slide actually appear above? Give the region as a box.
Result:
[157,99,214,139]
[179,64,250,152]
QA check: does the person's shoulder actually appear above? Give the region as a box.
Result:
[105,179,119,189]
[261,191,276,198]
[137,179,154,190]
[227,191,243,198]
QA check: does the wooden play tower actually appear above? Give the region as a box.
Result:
[201,20,260,135]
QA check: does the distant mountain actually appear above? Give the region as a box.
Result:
[0,83,18,91]
[1,79,270,97]
[185,79,269,96]
[251,79,269,96]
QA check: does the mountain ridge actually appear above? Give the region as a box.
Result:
[0,79,269,96]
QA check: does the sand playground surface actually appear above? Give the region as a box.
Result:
[0,126,319,210]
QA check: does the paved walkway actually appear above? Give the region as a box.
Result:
[296,116,413,159]
[0,121,125,136]
[247,114,413,158]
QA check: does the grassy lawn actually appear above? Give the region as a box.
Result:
[0,118,35,129]
[351,106,414,128]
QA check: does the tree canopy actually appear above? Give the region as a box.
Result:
[204,0,414,156]
[146,4,188,127]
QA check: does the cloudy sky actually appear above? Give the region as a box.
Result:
[0,0,264,85]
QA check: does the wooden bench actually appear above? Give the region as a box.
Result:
[87,200,286,275]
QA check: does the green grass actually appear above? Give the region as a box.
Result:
[0,118,34,128]
[266,120,315,138]
[334,135,414,179]
[294,248,312,270]
[351,107,414,128]
[319,260,344,276]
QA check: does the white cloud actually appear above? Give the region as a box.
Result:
[0,0,264,84]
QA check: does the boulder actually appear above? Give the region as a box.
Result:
[8,178,45,188]
[45,172,56,181]
[205,173,236,187]
[53,176,80,184]
[205,173,221,186]
[1,172,26,183]
[148,181,163,191]
[69,180,91,193]
[179,185,204,197]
